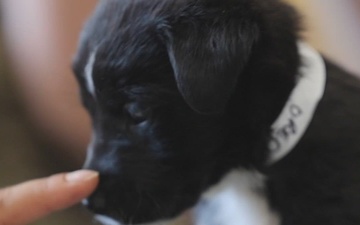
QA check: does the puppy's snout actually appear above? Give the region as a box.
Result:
[82,153,119,215]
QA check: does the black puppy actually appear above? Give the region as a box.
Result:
[72,0,360,224]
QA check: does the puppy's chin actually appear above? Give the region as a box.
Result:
[95,215,122,225]
[95,214,170,225]
[94,211,193,225]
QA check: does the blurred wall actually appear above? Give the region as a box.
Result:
[1,0,97,162]
[287,0,360,76]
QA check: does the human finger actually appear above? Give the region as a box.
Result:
[0,170,99,225]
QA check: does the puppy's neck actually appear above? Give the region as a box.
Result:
[267,42,326,164]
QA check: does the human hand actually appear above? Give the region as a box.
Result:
[0,170,99,225]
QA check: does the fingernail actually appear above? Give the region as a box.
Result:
[65,170,99,183]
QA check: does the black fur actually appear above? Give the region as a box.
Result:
[72,0,360,224]
[267,61,360,225]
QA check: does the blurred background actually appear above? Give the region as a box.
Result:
[0,0,359,224]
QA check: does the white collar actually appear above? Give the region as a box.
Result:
[267,42,326,164]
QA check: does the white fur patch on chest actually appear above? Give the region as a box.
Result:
[85,50,97,97]
[193,169,280,225]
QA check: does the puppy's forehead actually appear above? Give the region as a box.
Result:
[78,0,182,55]
[74,0,183,80]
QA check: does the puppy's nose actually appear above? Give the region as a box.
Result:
[82,192,108,214]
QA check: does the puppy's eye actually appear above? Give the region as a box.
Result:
[124,103,148,124]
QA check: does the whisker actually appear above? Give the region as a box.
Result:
[132,188,144,220]
[145,192,163,218]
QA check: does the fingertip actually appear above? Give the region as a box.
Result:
[0,171,100,225]
[39,170,99,209]
[65,170,99,183]
[61,170,100,200]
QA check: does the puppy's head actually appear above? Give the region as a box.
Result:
[73,0,259,224]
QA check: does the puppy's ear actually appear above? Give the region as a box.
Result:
[162,14,259,114]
